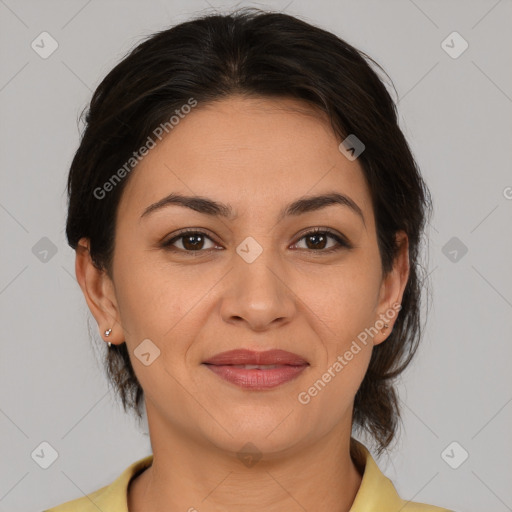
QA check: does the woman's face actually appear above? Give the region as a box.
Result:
[80,95,409,456]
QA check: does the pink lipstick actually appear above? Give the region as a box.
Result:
[202,349,309,389]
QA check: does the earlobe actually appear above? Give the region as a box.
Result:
[374,231,410,346]
[75,237,123,345]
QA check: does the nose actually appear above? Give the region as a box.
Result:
[219,245,297,332]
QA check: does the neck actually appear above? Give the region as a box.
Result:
[128,406,364,512]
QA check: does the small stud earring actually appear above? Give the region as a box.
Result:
[382,323,389,331]
[105,328,112,348]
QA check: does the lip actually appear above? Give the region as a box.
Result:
[202,349,309,390]
[204,364,308,389]
[202,349,308,366]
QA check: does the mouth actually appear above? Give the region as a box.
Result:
[202,348,309,366]
[202,349,309,390]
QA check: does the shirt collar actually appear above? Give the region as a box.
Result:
[349,438,407,511]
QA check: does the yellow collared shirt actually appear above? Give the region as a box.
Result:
[44,442,454,511]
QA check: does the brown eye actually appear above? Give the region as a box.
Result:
[162,230,218,252]
[293,228,350,253]
[161,227,351,256]
[179,233,208,251]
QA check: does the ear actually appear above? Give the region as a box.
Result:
[373,230,410,346]
[75,237,123,346]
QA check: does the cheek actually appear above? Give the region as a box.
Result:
[111,256,204,401]
[113,239,194,325]
[112,250,221,377]
[298,262,381,340]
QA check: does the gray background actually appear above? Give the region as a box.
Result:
[1,1,511,511]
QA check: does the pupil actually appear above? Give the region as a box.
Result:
[308,233,326,250]
[184,234,203,250]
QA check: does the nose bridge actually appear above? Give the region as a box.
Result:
[235,236,285,299]
[221,235,296,329]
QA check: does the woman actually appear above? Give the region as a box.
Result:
[45,8,454,512]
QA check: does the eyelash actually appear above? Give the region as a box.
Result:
[161,227,351,256]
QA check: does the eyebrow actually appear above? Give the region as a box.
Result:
[140,191,365,226]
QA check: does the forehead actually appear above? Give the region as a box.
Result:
[118,95,374,226]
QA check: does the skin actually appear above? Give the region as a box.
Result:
[75,95,409,512]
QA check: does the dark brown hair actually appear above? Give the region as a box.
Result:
[65,7,432,456]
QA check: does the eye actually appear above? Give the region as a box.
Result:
[161,227,351,255]
[161,229,219,253]
[292,227,351,253]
